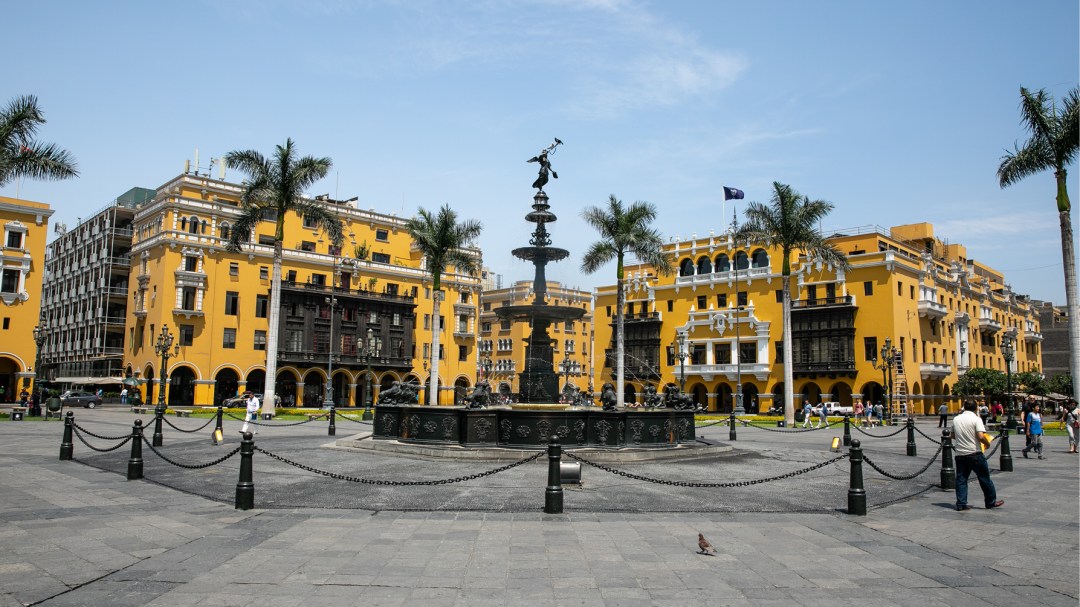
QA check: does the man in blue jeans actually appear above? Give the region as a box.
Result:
[952,400,1004,511]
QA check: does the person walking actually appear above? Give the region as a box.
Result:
[866,402,876,427]
[952,400,1004,511]
[816,402,829,429]
[801,402,813,428]
[1065,400,1079,454]
[938,402,949,428]
[1021,404,1045,459]
[854,402,864,428]
[120,387,128,405]
[240,391,260,435]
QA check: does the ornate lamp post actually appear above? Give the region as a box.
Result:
[559,353,572,396]
[32,324,46,394]
[153,326,180,446]
[362,328,376,419]
[873,337,898,424]
[672,331,689,394]
[1002,334,1016,430]
[323,296,338,409]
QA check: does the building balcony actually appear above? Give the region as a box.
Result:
[173,308,204,318]
[107,255,130,267]
[454,330,475,339]
[792,361,857,377]
[917,298,948,319]
[920,362,952,380]
[622,310,661,323]
[684,362,771,381]
[791,295,855,309]
[134,309,147,319]
[103,315,127,326]
[955,311,971,325]
[101,286,128,298]
[978,317,1002,333]
[1023,331,1043,343]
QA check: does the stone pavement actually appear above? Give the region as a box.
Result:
[0,408,1076,606]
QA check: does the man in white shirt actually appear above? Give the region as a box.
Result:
[952,400,1003,511]
[240,391,260,435]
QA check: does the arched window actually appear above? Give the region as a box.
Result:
[179,217,187,231]
[219,222,231,240]
[714,254,730,272]
[734,251,749,270]
[200,220,208,234]
[751,249,769,268]
[679,258,695,277]
[188,216,199,234]
[696,256,712,274]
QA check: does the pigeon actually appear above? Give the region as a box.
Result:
[697,533,716,556]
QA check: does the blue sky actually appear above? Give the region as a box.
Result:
[5,0,1078,303]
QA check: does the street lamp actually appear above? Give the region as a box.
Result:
[32,324,46,395]
[559,353,572,396]
[362,328,376,419]
[323,296,337,409]
[153,326,180,446]
[873,337,900,424]
[672,331,689,394]
[1002,334,1016,429]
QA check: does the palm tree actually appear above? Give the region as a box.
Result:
[998,86,1079,404]
[405,205,483,406]
[1,95,78,188]
[224,139,343,416]
[581,195,673,407]
[737,182,849,425]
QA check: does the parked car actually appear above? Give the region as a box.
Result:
[222,394,263,408]
[60,390,102,409]
[809,402,854,416]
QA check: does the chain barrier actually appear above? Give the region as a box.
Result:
[334,411,373,425]
[72,422,130,441]
[852,423,907,438]
[254,446,544,485]
[564,451,849,488]
[862,443,944,480]
[140,435,241,469]
[912,426,943,444]
[694,419,729,429]
[71,427,132,452]
[983,432,1004,459]
[224,411,328,426]
[162,415,217,433]
[737,420,830,433]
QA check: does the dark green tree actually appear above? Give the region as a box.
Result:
[0,95,78,187]
[953,368,1007,400]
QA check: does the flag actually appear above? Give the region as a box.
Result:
[723,186,744,201]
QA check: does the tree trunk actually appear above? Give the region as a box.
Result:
[615,276,625,407]
[782,271,795,426]
[1058,210,1080,404]
[263,241,283,416]
[429,290,443,406]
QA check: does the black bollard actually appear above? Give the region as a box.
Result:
[999,428,1013,472]
[940,429,955,490]
[59,411,74,460]
[235,431,254,510]
[152,405,164,447]
[843,415,851,446]
[544,437,563,514]
[847,438,867,516]
[728,411,737,441]
[906,418,917,457]
[328,405,336,437]
[127,420,144,480]
[216,404,224,435]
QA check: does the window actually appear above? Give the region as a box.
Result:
[910,285,915,299]
[219,223,231,240]
[254,330,267,351]
[372,252,390,264]
[459,345,468,361]
[310,273,326,287]
[737,292,747,307]
[775,290,783,303]
[897,281,903,296]
[807,285,817,303]
[739,342,756,364]
[229,262,239,276]
[717,294,727,308]
[386,283,399,296]
[714,344,731,364]
[328,245,341,256]
[261,209,278,223]
[375,228,389,242]
[180,287,197,310]
[6,231,22,248]
[260,266,269,280]
[483,302,491,311]
[184,256,198,272]
[0,269,19,293]
[863,281,873,296]
[286,270,297,282]
[775,341,784,363]
[300,241,316,252]
[286,329,303,351]
[667,300,673,312]
[424,314,430,330]
[258,235,275,245]
[223,328,236,349]
[303,214,317,229]
[697,295,706,309]
[482,322,491,333]
[2,318,8,329]
[864,337,878,361]
[313,331,329,353]
[179,324,194,346]
[691,345,706,365]
[392,313,402,327]
[225,291,239,315]
[188,216,200,234]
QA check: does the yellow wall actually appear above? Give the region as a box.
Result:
[0,196,53,400]
[592,223,1042,415]
[123,173,482,407]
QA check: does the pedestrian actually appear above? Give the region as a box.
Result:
[120,387,128,405]
[952,400,1004,511]
[28,390,40,417]
[816,402,829,429]
[854,402,864,427]
[1065,400,1079,454]
[938,402,949,428]
[240,391,260,435]
[19,388,29,408]
[978,403,989,426]
[801,402,813,428]
[991,402,1003,423]
[873,402,884,427]
[866,402,876,427]
[1021,404,1045,459]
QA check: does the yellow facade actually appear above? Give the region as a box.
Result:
[123,172,482,407]
[592,222,1041,415]
[0,196,53,401]
[479,280,593,399]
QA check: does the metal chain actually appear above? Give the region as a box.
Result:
[162,415,217,433]
[254,446,545,485]
[738,421,830,433]
[912,426,943,444]
[72,427,133,452]
[564,451,849,488]
[140,435,241,469]
[334,412,373,425]
[983,432,1004,459]
[694,419,728,429]
[72,422,131,441]
[861,443,944,480]
[224,411,328,426]
[853,424,907,438]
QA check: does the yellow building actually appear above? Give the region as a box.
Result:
[0,196,53,401]
[592,222,1041,415]
[479,280,593,399]
[123,170,482,407]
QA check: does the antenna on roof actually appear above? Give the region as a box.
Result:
[194,148,200,176]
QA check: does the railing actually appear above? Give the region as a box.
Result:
[107,255,130,267]
[791,296,854,309]
[792,361,857,374]
[917,298,948,318]
[280,280,416,303]
[100,286,129,297]
[684,362,770,377]
[919,362,952,378]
